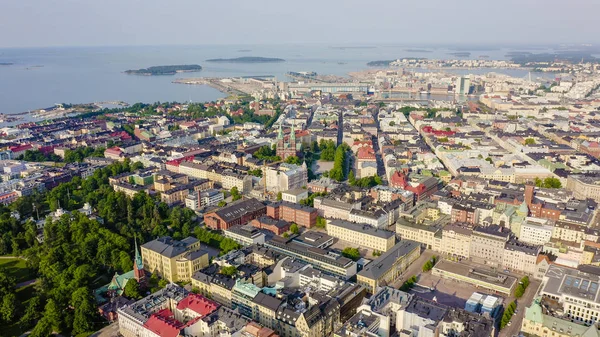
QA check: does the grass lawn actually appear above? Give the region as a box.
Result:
[0,258,35,284]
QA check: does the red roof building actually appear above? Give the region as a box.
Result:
[143,309,184,337]
[9,144,33,155]
[357,146,376,161]
[176,293,220,317]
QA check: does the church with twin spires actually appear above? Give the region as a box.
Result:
[276,122,302,160]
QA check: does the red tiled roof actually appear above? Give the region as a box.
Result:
[357,146,376,160]
[165,156,194,167]
[104,147,122,155]
[9,144,33,153]
[143,309,183,337]
[176,293,219,317]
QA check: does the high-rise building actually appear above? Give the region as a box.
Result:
[456,76,471,95]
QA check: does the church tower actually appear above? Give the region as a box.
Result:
[289,123,296,153]
[133,236,146,285]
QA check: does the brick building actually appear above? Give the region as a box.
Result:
[266,201,317,228]
[204,198,266,230]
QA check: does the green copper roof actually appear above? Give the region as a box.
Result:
[517,201,529,216]
[233,279,262,298]
[524,298,543,323]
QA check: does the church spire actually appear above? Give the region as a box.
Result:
[133,235,146,285]
[290,123,296,142]
[277,121,284,140]
[134,235,143,270]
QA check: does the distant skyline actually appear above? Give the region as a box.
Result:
[1,0,599,48]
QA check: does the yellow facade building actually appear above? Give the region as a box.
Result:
[141,236,209,283]
[357,240,421,293]
[327,219,396,252]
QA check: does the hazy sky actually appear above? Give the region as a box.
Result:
[1,0,598,48]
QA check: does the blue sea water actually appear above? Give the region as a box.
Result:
[0,44,555,116]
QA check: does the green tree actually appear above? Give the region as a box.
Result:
[218,200,227,207]
[71,287,98,334]
[19,295,43,327]
[500,301,517,329]
[422,260,434,272]
[158,279,169,289]
[348,170,356,185]
[342,247,361,261]
[30,317,53,337]
[283,232,289,238]
[290,223,299,234]
[1,292,18,322]
[284,156,302,165]
[123,279,142,299]
[277,192,282,201]
[220,266,238,276]
[43,299,62,333]
[315,216,326,229]
[543,177,561,188]
[524,138,536,145]
[400,275,418,291]
[231,186,241,201]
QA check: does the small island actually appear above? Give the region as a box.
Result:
[405,49,432,53]
[205,57,285,63]
[448,52,471,57]
[367,60,395,66]
[124,64,202,76]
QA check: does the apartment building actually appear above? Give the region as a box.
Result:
[118,284,220,337]
[266,201,317,228]
[265,163,308,193]
[141,236,210,283]
[566,175,600,202]
[396,219,442,250]
[469,225,511,267]
[113,182,150,198]
[357,240,421,293]
[313,197,359,220]
[199,188,225,207]
[440,223,473,259]
[519,217,554,245]
[327,219,396,252]
[222,171,253,193]
[502,240,541,276]
[552,220,587,243]
[281,188,308,203]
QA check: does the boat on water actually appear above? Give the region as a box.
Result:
[419,91,430,95]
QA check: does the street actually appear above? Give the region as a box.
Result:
[390,248,436,288]
[499,279,541,337]
[90,322,120,337]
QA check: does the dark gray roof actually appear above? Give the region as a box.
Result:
[358,240,420,280]
[252,292,283,311]
[141,236,198,258]
[213,198,266,222]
